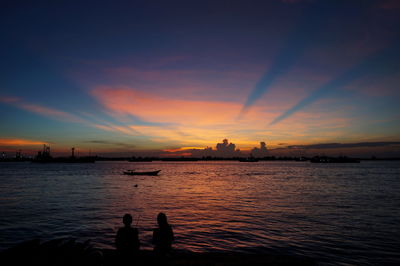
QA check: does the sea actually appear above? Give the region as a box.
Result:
[0,161,399,265]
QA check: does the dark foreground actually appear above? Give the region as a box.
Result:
[0,238,316,266]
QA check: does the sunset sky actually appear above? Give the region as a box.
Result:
[1,0,400,157]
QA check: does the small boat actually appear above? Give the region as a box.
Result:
[123,170,161,176]
[310,156,360,163]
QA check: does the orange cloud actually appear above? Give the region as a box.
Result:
[163,147,206,152]
[91,86,267,126]
[89,86,361,148]
[0,138,47,146]
[160,152,192,157]
[0,95,140,138]
[91,87,274,146]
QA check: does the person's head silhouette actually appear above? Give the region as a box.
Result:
[123,214,132,227]
[157,212,168,227]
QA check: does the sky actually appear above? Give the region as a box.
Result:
[1,0,400,157]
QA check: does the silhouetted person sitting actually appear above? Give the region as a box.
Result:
[152,212,174,254]
[115,214,140,257]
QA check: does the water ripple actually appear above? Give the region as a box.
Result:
[1,161,400,265]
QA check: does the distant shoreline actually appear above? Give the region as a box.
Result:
[1,156,400,163]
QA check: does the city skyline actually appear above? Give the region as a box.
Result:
[2,138,400,158]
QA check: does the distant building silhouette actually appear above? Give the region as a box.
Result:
[215,139,240,157]
[164,139,271,158]
[189,139,242,158]
[251,142,268,158]
[216,139,235,153]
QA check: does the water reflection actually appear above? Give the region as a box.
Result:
[0,161,399,265]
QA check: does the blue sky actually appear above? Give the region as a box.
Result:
[1,0,400,156]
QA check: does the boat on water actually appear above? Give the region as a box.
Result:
[123,170,161,176]
[310,156,360,163]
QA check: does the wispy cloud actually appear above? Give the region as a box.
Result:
[84,140,136,148]
[163,146,205,153]
[90,86,278,145]
[89,85,372,147]
[287,141,400,149]
[91,86,258,126]
[0,95,144,139]
[92,123,140,136]
[0,96,86,123]
[0,96,20,103]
